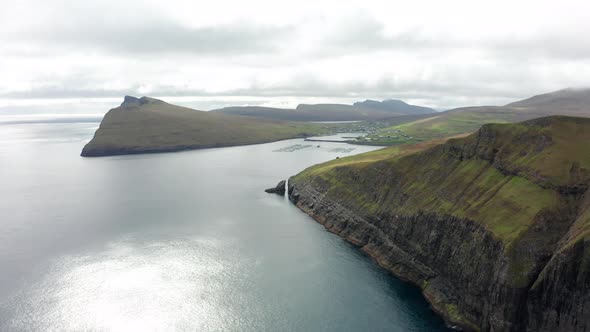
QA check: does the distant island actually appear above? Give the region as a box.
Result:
[274,115,590,331]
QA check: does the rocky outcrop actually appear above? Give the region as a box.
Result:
[279,116,590,331]
[265,180,286,195]
[121,95,164,107]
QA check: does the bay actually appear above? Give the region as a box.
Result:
[0,122,451,331]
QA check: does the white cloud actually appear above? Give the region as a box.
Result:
[1,0,589,109]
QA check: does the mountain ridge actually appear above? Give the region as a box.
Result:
[212,98,436,121]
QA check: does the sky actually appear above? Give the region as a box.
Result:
[1,0,590,111]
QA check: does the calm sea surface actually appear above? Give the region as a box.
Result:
[0,121,451,331]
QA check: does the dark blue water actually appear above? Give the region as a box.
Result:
[0,122,451,331]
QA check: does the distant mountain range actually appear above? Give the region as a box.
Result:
[211,99,436,122]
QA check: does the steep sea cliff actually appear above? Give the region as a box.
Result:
[274,116,590,331]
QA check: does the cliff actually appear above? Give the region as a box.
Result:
[282,116,590,331]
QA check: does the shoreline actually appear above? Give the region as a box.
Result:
[285,181,481,331]
[81,135,317,157]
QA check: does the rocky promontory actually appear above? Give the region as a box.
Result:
[265,180,286,195]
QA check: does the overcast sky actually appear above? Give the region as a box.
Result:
[1,0,590,110]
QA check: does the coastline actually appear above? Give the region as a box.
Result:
[286,181,479,331]
[80,135,315,157]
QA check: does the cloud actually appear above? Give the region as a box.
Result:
[0,64,562,111]
[2,15,291,57]
[1,0,589,109]
[313,13,590,61]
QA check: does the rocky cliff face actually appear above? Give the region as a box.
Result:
[281,116,590,331]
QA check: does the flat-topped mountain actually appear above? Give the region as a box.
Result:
[81,96,330,157]
[283,116,590,331]
[353,99,435,114]
[212,99,436,121]
[368,88,590,144]
[207,106,300,121]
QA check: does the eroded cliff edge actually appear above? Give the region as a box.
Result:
[280,116,590,331]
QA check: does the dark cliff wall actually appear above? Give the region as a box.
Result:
[525,195,590,332]
[526,240,590,332]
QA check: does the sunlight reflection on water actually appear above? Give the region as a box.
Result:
[10,238,237,331]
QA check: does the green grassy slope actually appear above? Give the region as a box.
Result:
[298,133,470,177]
[294,116,590,246]
[363,88,590,145]
[81,96,333,156]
